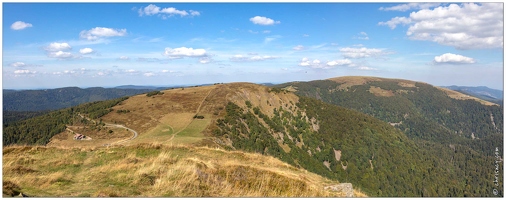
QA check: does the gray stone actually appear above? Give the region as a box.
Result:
[324,183,354,197]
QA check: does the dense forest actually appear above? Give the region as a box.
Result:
[275,80,503,156]
[211,97,503,197]
[3,97,128,146]
[3,87,159,112]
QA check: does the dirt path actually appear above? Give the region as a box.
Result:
[103,123,138,146]
[166,88,214,143]
[75,113,139,146]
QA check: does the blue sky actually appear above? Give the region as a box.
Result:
[2,2,504,90]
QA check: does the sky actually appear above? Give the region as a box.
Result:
[2,2,504,90]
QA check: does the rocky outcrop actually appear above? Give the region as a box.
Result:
[324,183,354,197]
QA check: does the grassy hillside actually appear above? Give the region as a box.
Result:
[4,80,502,197]
[2,144,365,197]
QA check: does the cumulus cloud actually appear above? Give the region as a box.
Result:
[293,45,304,51]
[379,3,503,49]
[353,32,369,40]
[164,47,207,59]
[79,48,94,54]
[138,4,200,17]
[11,21,33,30]
[299,57,352,69]
[433,53,476,64]
[230,54,277,62]
[379,3,441,11]
[45,42,72,52]
[80,27,127,41]
[47,51,74,59]
[339,47,390,58]
[14,69,36,74]
[249,16,280,25]
[326,59,353,66]
[10,62,26,67]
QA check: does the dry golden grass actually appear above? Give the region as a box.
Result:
[2,144,367,197]
[436,87,497,106]
[368,86,395,97]
[328,76,420,91]
[328,76,385,90]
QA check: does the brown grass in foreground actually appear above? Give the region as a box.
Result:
[3,144,367,197]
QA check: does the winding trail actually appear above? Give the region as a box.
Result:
[166,87,214,143]
[103,123,138,146]
[75,113,139,147]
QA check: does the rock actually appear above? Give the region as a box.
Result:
[324,183,354,197]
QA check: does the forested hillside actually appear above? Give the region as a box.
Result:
[275,77,503,156]
[3,87,160,112]
[3,97,128,146]
[210,93,502,196]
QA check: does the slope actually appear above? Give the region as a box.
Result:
[3,144,365,197]
[273,76,503,196]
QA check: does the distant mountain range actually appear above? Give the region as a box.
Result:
[3,87,163,112]
[442,85,503,105]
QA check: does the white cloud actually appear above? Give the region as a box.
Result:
[144,72,156,77]
[263,30,271,34]
[79,48,94,54]
[299,57,352,69]
[138,4,200,17]
[293,45,304,51]
[80,27,127,41]
[379,3,441,11]
[14,69,36,74]
[433,53,476,64]
[303,34,309,37]
[230,54,277,62]
[164,47,207,59]
[264,35,282,43]
[11,21,32,30]
[199,57,213,64]
[378,17,412,29]
[10,62,26,67]
[354,32,369,40]
[339,47,390,58]
[379,3,503,49]
[45,42,71,52]
[118,56,129,60]
[356,66,378,71]
[125,69,137,73]
[189,10,200,16]
[326,59,353,66]
[248,30,258,34]
[249,16,280,25]
[47,51,73,59]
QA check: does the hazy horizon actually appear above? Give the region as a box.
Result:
[3,3,504,90]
